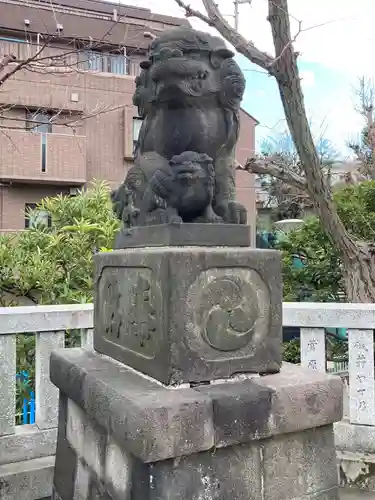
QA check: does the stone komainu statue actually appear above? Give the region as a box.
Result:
[112,26,247,226]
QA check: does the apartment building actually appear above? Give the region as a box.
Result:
[0,0,257,233]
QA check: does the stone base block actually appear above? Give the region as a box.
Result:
[335,420,375,491]
[0,456,54,500]
[94,246,282,384]
[51,349,344,500]
[114,223,251,249]
[150,426,341,500]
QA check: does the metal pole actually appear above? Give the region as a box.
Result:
[234,0,252,31]
[234,0,239,31]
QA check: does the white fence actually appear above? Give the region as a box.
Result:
[284,303,375,426]
[0,305,93,443]
[0,301,374,442]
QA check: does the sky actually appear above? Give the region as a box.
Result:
[125,0,374,157]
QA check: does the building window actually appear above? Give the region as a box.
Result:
[26,111,52,134]
[132,117,143,154]
[25,203,52,229]
[26,111,51,172]
[79,50,129,75]
[41,134,47,173]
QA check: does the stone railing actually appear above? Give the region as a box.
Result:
[284,302,375,426]
[0,301,375,497]
[0,304,93,500]
[1,302,374,432]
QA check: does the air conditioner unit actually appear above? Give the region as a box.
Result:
[69,187,79,196]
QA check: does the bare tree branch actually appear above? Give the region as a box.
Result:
[0,43,48,86]
[349,77,375,180]
[0,54,16,72]
[202,0,277,70]
[241,157,307,191]
[0,21,153,149]
[175,0,275,72]
[174,0,213,25]
[265,0,358,258]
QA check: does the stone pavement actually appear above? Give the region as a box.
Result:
[341,489,375,499]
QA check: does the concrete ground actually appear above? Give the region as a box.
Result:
[341,489,375,499]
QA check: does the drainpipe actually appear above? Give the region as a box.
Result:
[0,184,3,231]
[36,33,41,57]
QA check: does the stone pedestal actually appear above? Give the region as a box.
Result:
[51,224,343,500]
[50,350,343,500]
[94,243,282,384]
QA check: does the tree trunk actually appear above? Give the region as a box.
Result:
[267,0,375,302]
[367,122,375,180]
[341,244,375,302]
[178,0,375,302]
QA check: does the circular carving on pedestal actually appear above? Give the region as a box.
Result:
[202,276,259,351]
[185,267,270,357]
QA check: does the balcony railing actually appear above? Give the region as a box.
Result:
[0,130,87,185]
[0,301,374,498]
[0,38,141,77]
[77,50,141,76]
